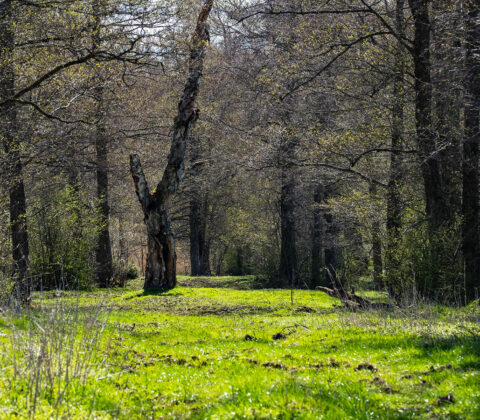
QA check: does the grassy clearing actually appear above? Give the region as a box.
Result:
[0,276,479,419]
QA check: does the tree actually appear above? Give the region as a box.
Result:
[462,0,480,303]
[408,0,447,229]
[92,0,113,288]
[0,0,29,302]
[130,0,213,290]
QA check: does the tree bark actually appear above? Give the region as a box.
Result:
[1,0,30,302]
[433,0,462,219]
[408,0,447,228]
[279,165,298,288]
[370,183,383,289]
[322,185,339,288]
[94,84,113,287]
[385,0,405,296]
[91,0,113,288]
[462,0,480,303]
[324,212,338,288]
[200,195,212,275]
[130,0,213,290]
[188,137,211,276]
[189,196,211,275]
[311,185,324,287]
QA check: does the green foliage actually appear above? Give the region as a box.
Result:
[386,213,463,304]
[112,261,139,287]
[29,183,101,290]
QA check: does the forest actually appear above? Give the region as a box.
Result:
[0,0,479,418]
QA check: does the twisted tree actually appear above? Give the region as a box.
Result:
[130,0,213,290]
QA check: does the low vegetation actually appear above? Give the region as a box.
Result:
[0,276,478,419]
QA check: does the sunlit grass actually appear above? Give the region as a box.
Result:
[0,276,479,419]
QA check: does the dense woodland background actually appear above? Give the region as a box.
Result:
[1,0,480,306]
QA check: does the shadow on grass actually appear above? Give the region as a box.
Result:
[124,288,185,300]
[177,276,270,290]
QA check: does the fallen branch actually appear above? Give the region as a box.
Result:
[316,286,393,309]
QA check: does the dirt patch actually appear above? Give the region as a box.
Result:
[262,361,287,369]
[437,394,455,405]
[355,363,378,372]
[292,306,316,314]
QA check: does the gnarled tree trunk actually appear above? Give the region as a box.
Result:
[130,0,213,290]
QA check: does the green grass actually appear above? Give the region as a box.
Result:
[0,276,479,419]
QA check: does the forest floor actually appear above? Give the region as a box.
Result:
[0,276,479,419]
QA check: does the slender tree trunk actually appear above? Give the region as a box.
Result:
[409,0,447,228]
[279,165,298,288]
[189,197,203,275]
[462,1,480,303]
[324,212,338,289]
[188,138,211,276]
[94,84,113,287]
[386,0,405,297]
[91,0,113,287]
[311,185,323,287]
[370,183,383,289]
[1,0,30,302]
[118,216,127,263]
[130,0,213,290]
[433,0,462,219]
[322,185,341,289]
[200,195,211,275]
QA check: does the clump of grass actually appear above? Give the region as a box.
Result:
[0,297,113,418]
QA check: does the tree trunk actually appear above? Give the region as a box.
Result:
[91,0,113,287]
[94,85,113,287]
[462,1,480,303]
[144,206,176,289]
[279,165,298,288]
[386,0,405,296]
[324,212,338,288]
[189,197,203,275]
[188,139,211,276]
[408,0,447,228]
[1,0,30,302]
[323,185,340,289]
[130,0,213,290]
[433,0,462,219]
[200,194,212,275]
[370,183,383,289]
[118,215,127,263]
[311,185,324,287]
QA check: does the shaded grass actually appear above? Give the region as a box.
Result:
[0,276,479,419]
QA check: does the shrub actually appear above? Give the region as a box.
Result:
[29,184,101,290]
[112,261,138,287]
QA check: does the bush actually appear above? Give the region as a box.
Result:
[29,184,101,290]
[386,216,463,305]
[112,261,138,287]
